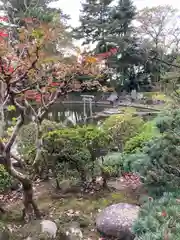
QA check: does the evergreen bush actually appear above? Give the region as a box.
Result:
[43,125,110,181]
[133,192,180,240]
[124,109,180,196]
[100,152,125,177]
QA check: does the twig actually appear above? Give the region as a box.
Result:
[11,46,40,85]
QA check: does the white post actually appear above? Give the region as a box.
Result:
[81,95,94,123]
[89,98,92,118]
[83,97,86,123]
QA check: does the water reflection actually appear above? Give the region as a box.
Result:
[47,103,106,124]
[6,102,108,126]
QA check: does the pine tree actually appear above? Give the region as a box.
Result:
[106,0,139,90]
[108,0,135,41]
[74,0,114,47]
[106,0,136,65]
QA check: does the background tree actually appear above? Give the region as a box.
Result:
[74,0,138,92]
[136,5,180,82]
[104,0,138,91]
[74,0,113,48]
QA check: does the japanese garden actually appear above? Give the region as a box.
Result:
[0,0,180,239]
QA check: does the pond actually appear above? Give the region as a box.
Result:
[6,101,109,126]
[5,91,158,126]
[47,102,108,125]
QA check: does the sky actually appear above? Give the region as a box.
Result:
[50,0,180,27]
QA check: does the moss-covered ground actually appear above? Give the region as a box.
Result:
[0,183,140,239]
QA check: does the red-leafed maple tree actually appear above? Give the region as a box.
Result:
[0,17,103,220]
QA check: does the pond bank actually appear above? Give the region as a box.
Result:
[61,100,161,111]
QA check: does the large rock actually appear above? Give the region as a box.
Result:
[96,203,140,240]
[40,220,57,238]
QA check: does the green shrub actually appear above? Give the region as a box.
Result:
[17,120,64,162]
[126,133,180,196]
[55,148,92,181]
[133,192,180,240]
[123,109,180,196]
[143,92,171,104]
[43,125,110,181]
[0,165,12,192]
[123,152,148,174]
[101,152,125,177]
[103,110,143,150]
[124,121,159,154]
[126,136,180,196]
[152,93,171,103]
[155,109,180,133]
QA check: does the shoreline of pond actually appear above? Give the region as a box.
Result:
[60,100,161,111]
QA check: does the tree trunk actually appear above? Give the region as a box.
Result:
[33,122,43,175]
[101,168,109,189]
[22,179,41,221]
[4,154,41,220]
[102,177,108,189]
[80,170,87,183]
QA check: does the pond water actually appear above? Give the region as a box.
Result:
[6,101,109,126]
[47,102,108,125]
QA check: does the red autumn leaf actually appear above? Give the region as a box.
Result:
[0,31,8,37]
[50,82,60,87]
[23,18,33,23]
[0,16,8,22]
[161,211,167,217]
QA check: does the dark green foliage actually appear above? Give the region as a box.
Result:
[133,192,180,240]
[123,152,148,174]
[109,0,136,36]
[125,109,180,196]
[43,125,110,181]
[101,152,125,177]
[74,0,113,45]
[155,109,180,133]
[105,0,138,89]
[126,133,180,196]
[0,166,12,192]
[106,0,136,53]
[74,0,136,56]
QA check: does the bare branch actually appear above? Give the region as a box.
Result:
[11,46,40,85]
[36,85,47,111]
[10,152,25,168]
[24,99,38,119]
[5,113,24,153]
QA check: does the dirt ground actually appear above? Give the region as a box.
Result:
[0,177,144,239]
